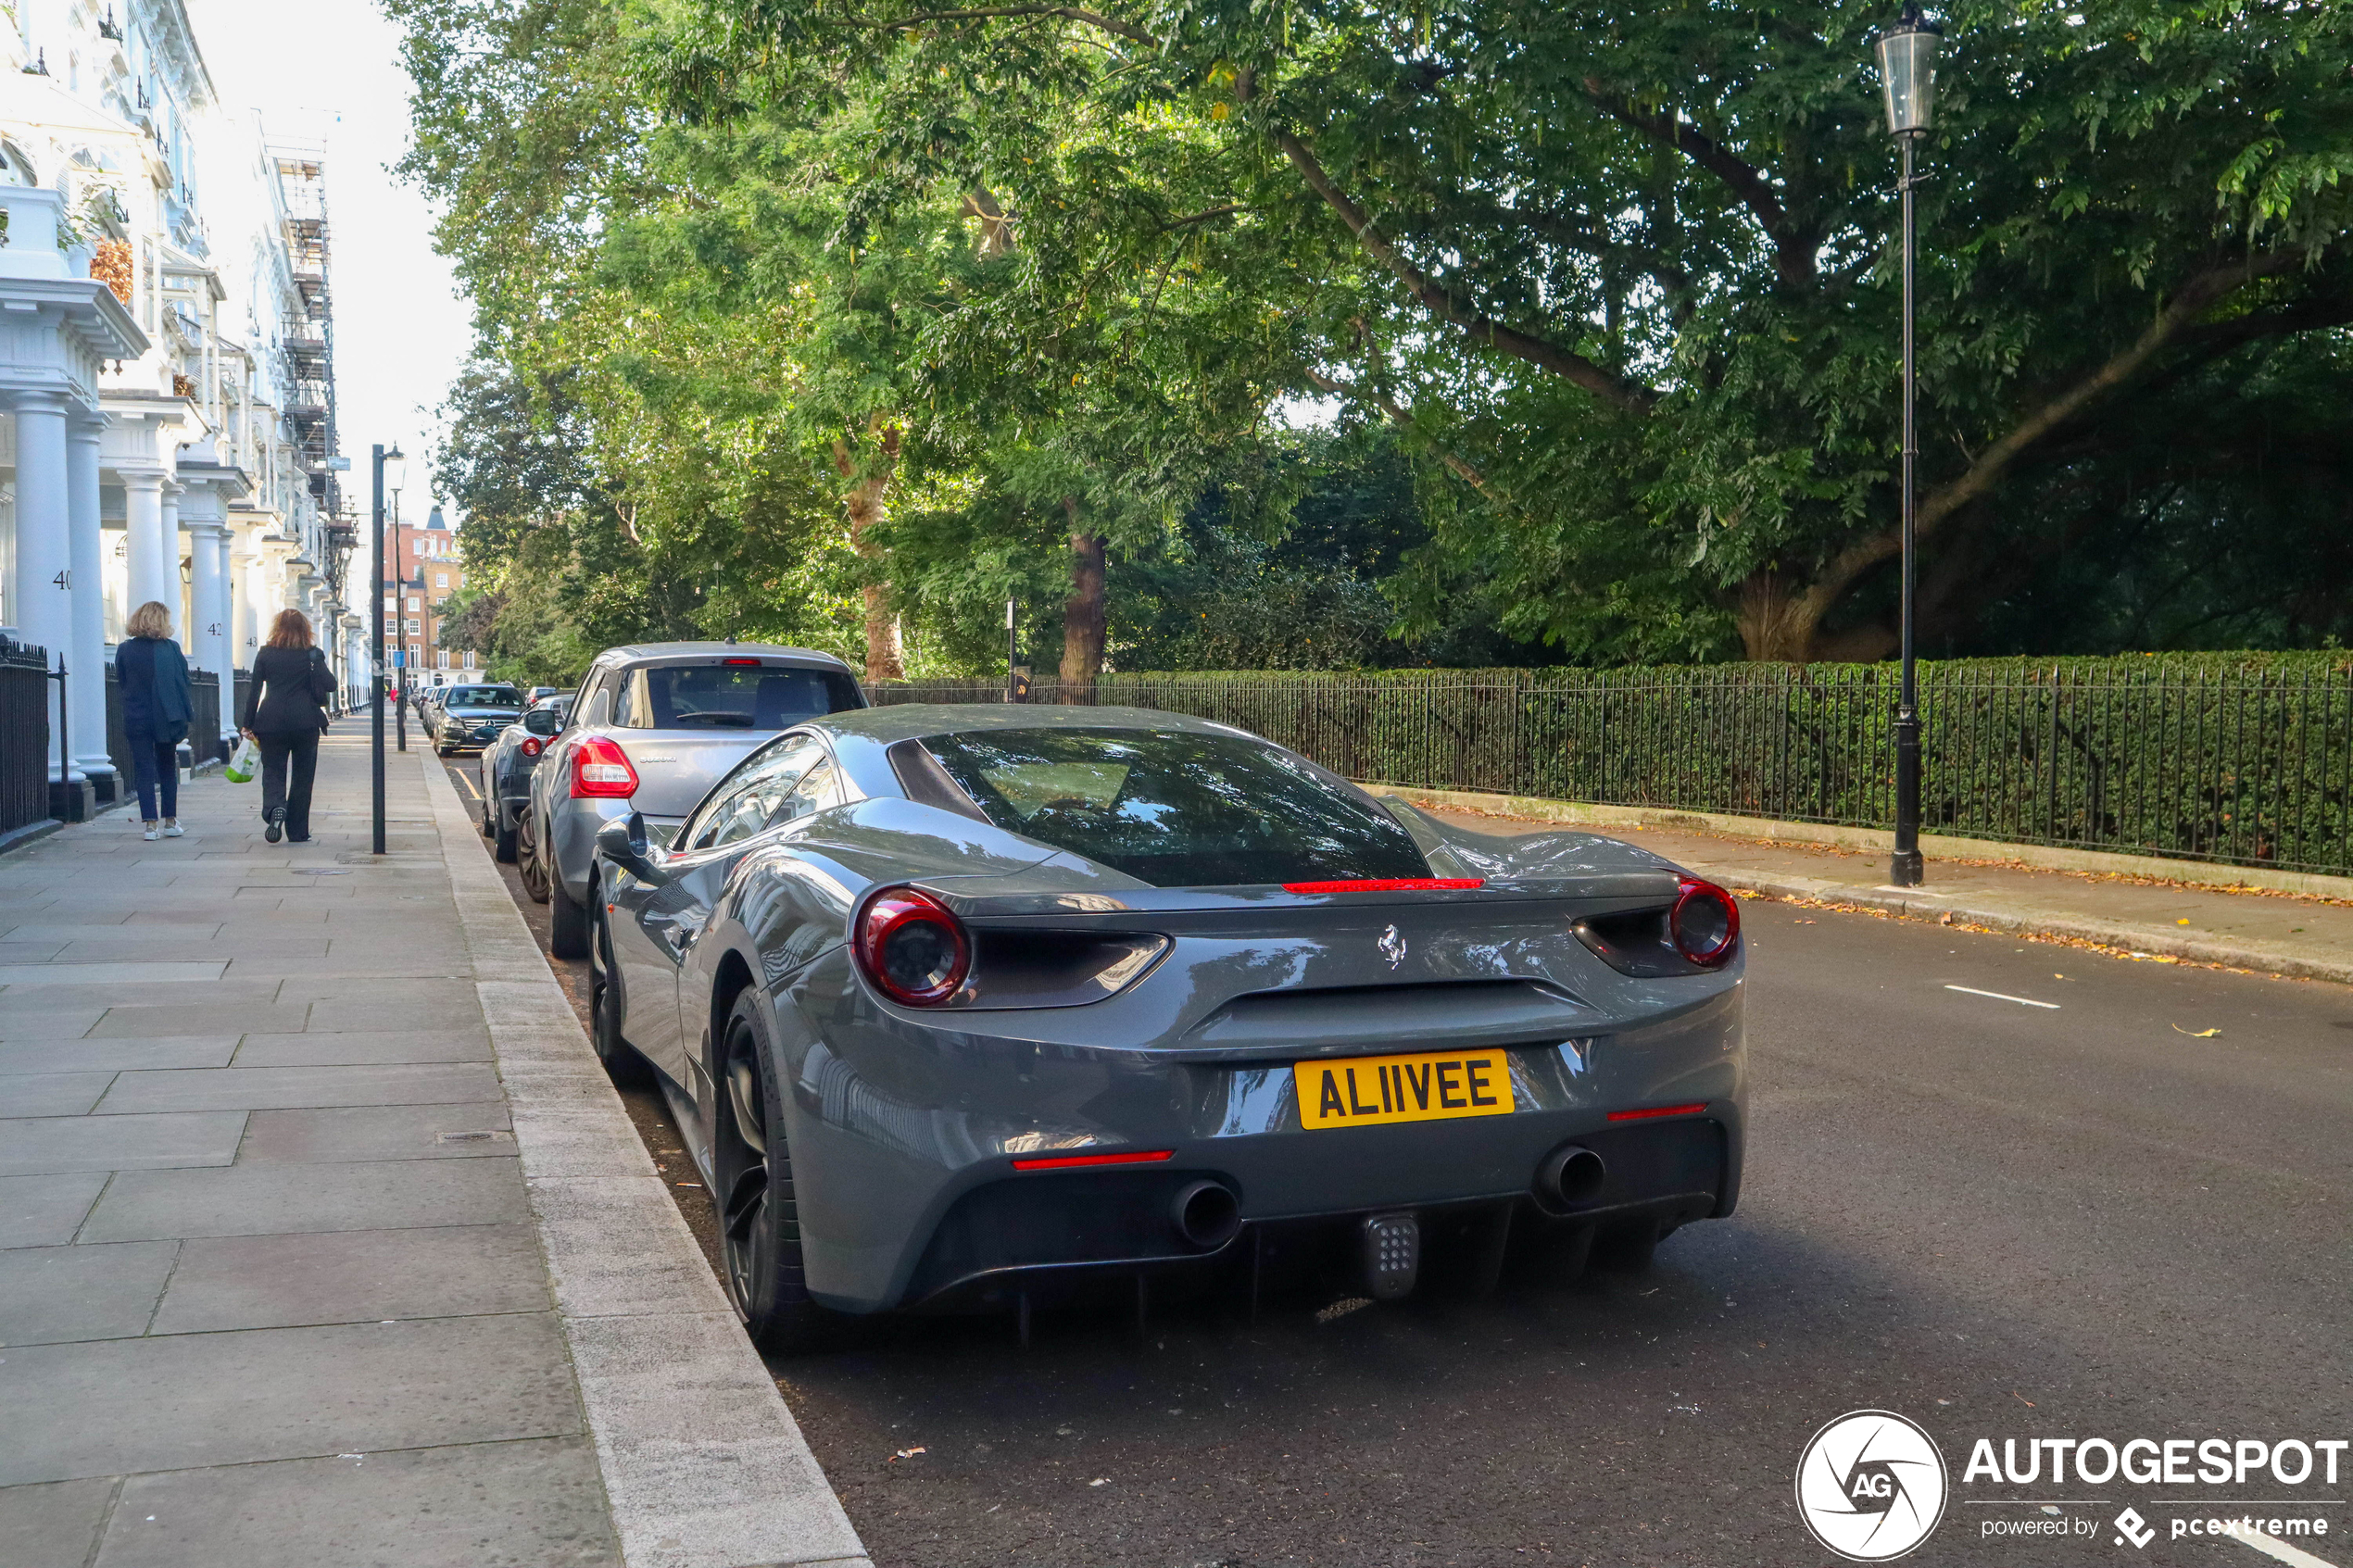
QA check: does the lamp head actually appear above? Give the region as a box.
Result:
[1874,3,1943,137]
[384,445,408,495]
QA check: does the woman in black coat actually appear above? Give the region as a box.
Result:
[240,608,334,844]
[115,599,195,842]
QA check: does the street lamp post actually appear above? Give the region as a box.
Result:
[1876,4,1941,889]
[389,483,408,753]
[371,444,405,855]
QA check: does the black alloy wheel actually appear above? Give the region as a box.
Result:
[712,989,837,1352]
[516,806,551,904]
[586,893,648,1085]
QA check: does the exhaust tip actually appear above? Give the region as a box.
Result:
[1536,1144,1606,1209]
[1170,1180,1240,1250]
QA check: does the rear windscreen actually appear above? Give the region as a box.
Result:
[922,727,1430,887]
[644,666,862,729]
[445,686,522,708]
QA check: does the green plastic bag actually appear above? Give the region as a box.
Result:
[225,735,260,784]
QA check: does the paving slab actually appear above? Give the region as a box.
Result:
[93,1061,502,1114]
[0,1111,245,1176]
[228,1028,493,1066]
[0,1039,238,1074]
[86,1002,312,1037]
[0,1240,177,1344]
[0,963,228,988]
[0,1313,584,1485]
[0,1072,119,1117]
[0,1006,104,1040]
[151,1225,551,1333]
[0,1173,108,1248]
[93,1436,621,1568]
[78,1156,529,1241]
[235,1102,515,1163]
[0,1475,115,1568]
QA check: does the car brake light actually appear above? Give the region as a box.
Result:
[570,734,638,798]
[1668,877,1740,965]
[853,884,970,1006]
[521,736,543,759]
[1011,1149,1174,1172]
[1282,878,1484,894]
[722,658,761,666]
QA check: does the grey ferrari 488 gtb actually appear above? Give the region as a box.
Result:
[589,705,1745,1348]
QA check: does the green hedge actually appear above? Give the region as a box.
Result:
[868,653,2353,877]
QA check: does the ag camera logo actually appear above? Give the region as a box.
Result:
[1796,1410,1950,1561]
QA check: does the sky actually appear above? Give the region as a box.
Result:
[185,0,472,521]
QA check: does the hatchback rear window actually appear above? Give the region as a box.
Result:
[627,665,862,729]
[922,727,1430,887]
[444,686,522,708]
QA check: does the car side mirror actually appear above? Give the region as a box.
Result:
[597,812,670,886]
[523,709,560,736]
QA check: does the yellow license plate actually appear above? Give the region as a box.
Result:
[1294,1047,1516,1131]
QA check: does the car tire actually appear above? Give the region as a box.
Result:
[713,987,840,1353]
[435,744,452,758]
[549,871,590,960]
[587,893,649,1085]
[492,808,518,863]
[517,807,551,903]
[479,785,496,838]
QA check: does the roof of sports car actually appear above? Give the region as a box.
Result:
[811,703,1248,746]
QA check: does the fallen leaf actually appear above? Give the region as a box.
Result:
[891,1447,927,1461]
[2176,918,2192,925]
[2171,1024,2221,1038]
[2011,1391,2036,1408]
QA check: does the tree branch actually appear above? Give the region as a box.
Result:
[1579,81,1813,287]
[1303,366,1501,498]
[1274,129,1657,414]
[1791,247,2315,634]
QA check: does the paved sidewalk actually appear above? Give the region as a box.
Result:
[0,734,866,1568]
[1380,786,2353,985]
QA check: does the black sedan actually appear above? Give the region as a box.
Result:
[477,693,569,861]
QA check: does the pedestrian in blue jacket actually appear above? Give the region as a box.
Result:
[115,600,193,842]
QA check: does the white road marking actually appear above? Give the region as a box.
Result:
[2233,1529,2342,1568]
[1944,984,2060,1010]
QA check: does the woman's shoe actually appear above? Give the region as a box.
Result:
[265,810,283,845]
[142,822,161,842]
[161,819,184,837]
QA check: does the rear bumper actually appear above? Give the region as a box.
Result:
[770,963,1745,1313]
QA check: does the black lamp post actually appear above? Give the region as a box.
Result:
[371,443,405,855]
[1876,3,1940,888]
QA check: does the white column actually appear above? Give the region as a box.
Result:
[121,471,168,620]
[161,483,183,638]
[66,414,113,791]
[230,530,258,671]
[213,530,237,746]
[11,393,74,781]
[188,522,228,675]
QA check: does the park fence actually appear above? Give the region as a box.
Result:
[865,655,2353,878]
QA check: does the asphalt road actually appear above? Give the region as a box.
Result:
[443,758,2351,1568]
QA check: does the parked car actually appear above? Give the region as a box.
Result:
[429,683,527,757]
[522,643,865,959]
[477,693,571,862]
[584,704,1746,1349]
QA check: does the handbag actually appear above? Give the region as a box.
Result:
[225,735,261,784]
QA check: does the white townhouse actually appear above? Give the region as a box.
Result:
[0,0,353,812]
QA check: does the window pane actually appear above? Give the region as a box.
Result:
[687,734,824,850]
[442,686,521,708]
[643,665,861,730]
[923,727,1429,887]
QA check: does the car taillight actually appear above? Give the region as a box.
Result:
[520,736,543,759]
[1668,877,1740,966]
[853,885,970,1006]
[570,734,638,798]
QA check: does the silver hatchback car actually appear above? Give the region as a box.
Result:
[522,643,866,957]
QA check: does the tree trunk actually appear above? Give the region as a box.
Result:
[834,427,905,683]
[1059,508,1106,701]
[1734,570,1825,662]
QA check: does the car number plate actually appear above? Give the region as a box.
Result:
[1294,1047,1515,1131]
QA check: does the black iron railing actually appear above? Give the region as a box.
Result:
[0,636,53,837]
[864,655,2353,877]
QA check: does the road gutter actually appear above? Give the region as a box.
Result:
[418,750,872,1568]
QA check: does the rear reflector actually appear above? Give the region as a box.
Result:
[1011,1148,1175,1172]
[1282,878,1484,894]
[1607,1102,1709,1123]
